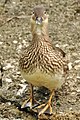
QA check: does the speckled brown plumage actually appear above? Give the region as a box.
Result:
[19,34,68,75]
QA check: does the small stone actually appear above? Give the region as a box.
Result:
[77,89,80,92]
[74,64,80,70]
[69,107,72,110]
[21,79,26,83]
[22,40,26,44]
[0,42,3,45]
[19,37,22,40]
[50,4,53,7]
[77,76,80,79]
[59,112,64,115]
[13,40,18,44]
[5,78,12,83]
[7,102,11,105]
[17,71,20,75]
[4,63,14,70]
[72,52,77,56]
[75,60,80,63]
[17,84,27,96]
[71,92,76,95]
[12,2,16,4]
[18,44,22,49]
[55,44,59,47]
[63,44,68,47]
[68,62,72,70]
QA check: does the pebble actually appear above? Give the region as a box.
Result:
[13,40,18,44]
[19,37,22,40]
[7,102,11,106]
[0,42,3,45]
[17,71,20,75]
[71,92,76,95]
[72,52,78,56]
[69,107,72,110]
[5,78,12,83]
[59,112,64,115]
[21,79,26,83]
[68,62,72,70]
[76,89,80,93]
[63,44,68,47]
[75,60,80,63]
[77,76,80,79]
[50,3,53,7]
[74,64,80,70]
[55,44,59,47]
[4,63,14,70]
[16,84,27,96]
[17,44,22,50]
[12,2,16,5]
[22,40,26,44]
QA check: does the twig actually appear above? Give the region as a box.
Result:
[0,63,3,86]
[0,15,27,27]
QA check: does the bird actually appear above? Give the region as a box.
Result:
[19,5,68,115]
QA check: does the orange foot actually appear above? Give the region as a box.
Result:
[34,90,54,115]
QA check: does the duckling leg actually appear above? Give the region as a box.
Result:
[35,90,54,115]
[21,84,39,109]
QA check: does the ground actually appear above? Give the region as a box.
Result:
[0,0,80,120]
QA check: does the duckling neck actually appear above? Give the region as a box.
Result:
[32,32,50,43]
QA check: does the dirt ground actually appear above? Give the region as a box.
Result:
[0,0,80,120]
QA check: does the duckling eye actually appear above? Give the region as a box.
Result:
[44,11,46,14]
[36,16,38,20]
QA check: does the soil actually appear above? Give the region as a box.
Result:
[0,0,80,120]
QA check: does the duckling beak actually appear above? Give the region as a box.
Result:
[36,17,42,25]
